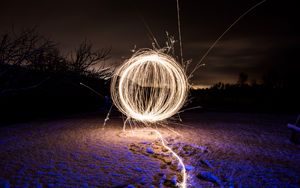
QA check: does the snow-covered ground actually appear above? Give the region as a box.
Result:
[0,112,299,187]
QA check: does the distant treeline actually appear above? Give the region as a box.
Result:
[190,72,300,113]
[0,28,111,123]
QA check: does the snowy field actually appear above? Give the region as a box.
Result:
[0,112,299,187]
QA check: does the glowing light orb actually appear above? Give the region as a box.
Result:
[111,49,188,122]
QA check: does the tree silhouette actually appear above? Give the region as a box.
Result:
[69,40,110,74]
[0,28,56,66]
[237,72,248,86]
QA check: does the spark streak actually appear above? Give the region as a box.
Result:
[153,129,187,188]
[130,128,187,188]
[188,0,267,79]
[176,0,183,65]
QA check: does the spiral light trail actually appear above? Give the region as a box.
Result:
[111,49,189,123]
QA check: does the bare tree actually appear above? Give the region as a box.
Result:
[0,28,64,96]
[0,28,62,76]
[69,40,110,74]
[29,47,67,72]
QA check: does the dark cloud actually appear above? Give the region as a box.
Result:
[0,0,298,85]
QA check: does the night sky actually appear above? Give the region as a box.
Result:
[0,0,298,86]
